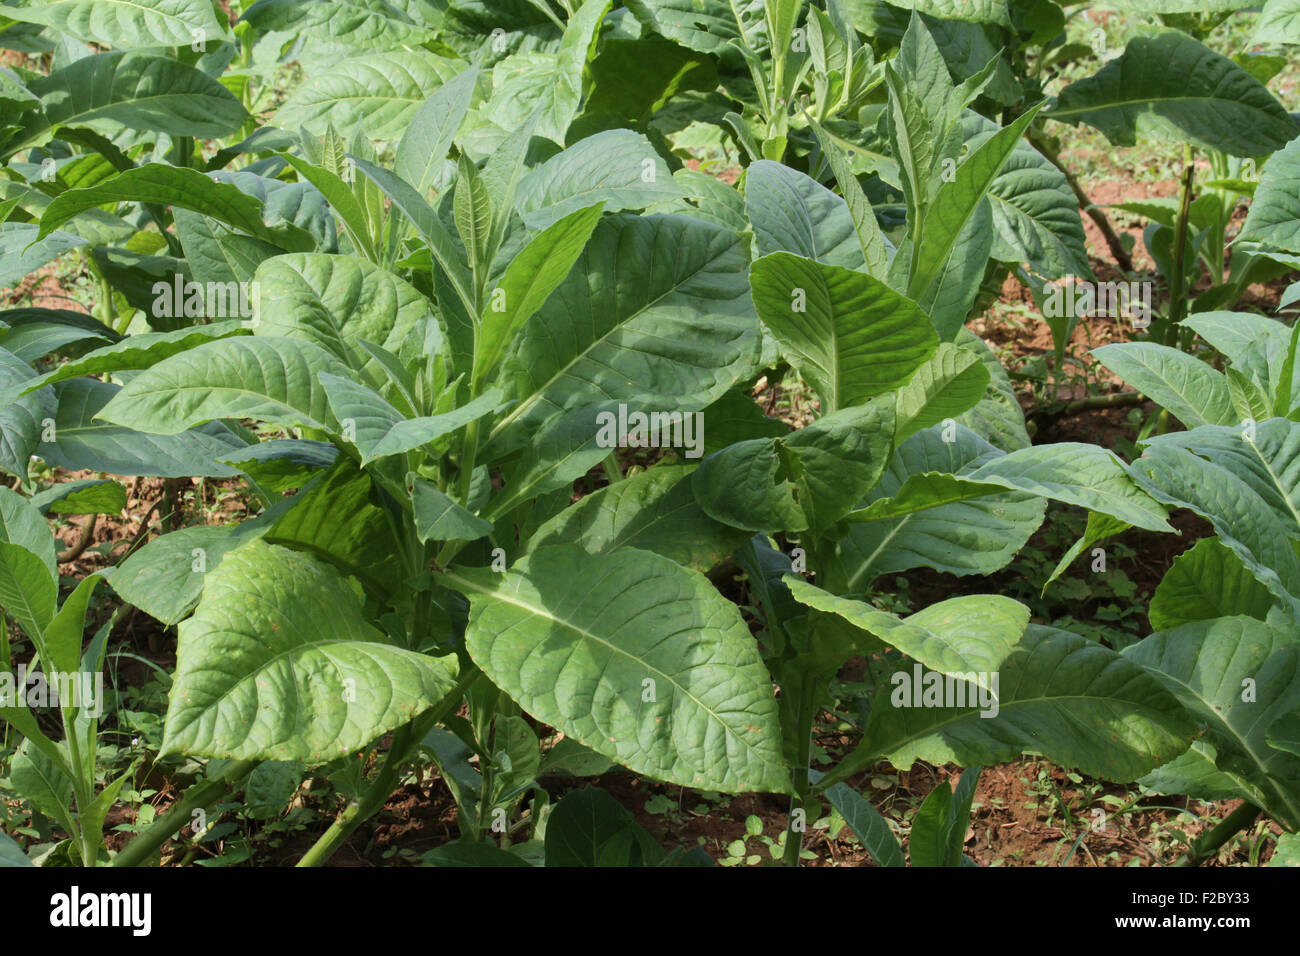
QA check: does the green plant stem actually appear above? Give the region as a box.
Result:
[61,708,96,866]
[1175,802,1261,866]
[601,452,622,485]
[781,677,817,867]
[1164,145,1196,347]
[111,758,258,867]
[296,667,482,867]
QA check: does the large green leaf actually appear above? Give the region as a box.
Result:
[512,130,686,230]
[1124,616,1300,828]
[1047,31,1298,157]
[486,0,609,144]
[1239,134,1300,254]
[1150,537,1278,631]
[1131,420,1300,618]
[163,540,458,762]
[475,201,604,388]
[858,0,1013,26]
[240,0,432,48]
[964,113,1091,279]
[849,442,1172,532]
[15,321,249,395]
[38,379,246,477]
[0,346,56,479]
[955,329,1030,451]
[1254,0,1300,46]
[95,337,350,435]
[0,486,58,573]
[444,544,789,794]
[252,253,431,376]
[107,513,279,625]
[749,252,939,412]
[0,223,86,288]
[787,579,1030,684]
[692,403,895,536]
[1182,311,1293,393]
[275,53,465,142]
[4,0,227,47]
[829,424,1045,590]
[396,65,479,198]
[485,402,628,519]
[1092,342,1235,429]
[543,786,667,866]
[38,164,316,253]
[807,115,894,278]
[826,625,1195,786]
[0,833,32,868]
[744,161,865,270]
[624,0,757,54]
[905,107,1042,340]
[20,52,246,150]
[493,213,758,436]
[893,341,990,444]
[264,458,400,586]
[576,35,718,136]
[0,488,57,642]
[531,464,749,571]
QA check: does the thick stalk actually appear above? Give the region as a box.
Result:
[601,453,622,485]
[1175,802,1261,866]
[111,758,258,867]
[781,676,818,867]
[433,420,482,570]
[1163,146,1196,348]
[297,726,414,868]
[61,708,96,866]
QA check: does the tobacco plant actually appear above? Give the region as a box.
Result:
[0,0,1295,868]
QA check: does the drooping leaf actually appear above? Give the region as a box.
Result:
[163,540,458,762]
[1048,31,1298,157]
[39,379,246,477]
[1125,616,1300,829]
[1092,342,1235,429]
[96,337,350,435]
[828,625,1195,786]
[531,464,749,571]
[512,130,687,230]
[1239,134,1300,254]
[445,544,789,794]
[1131,419,1300,618]
[1150,537,1278,631]
[38,164,316,252]
[4,0,227,48]
[275,53,465,142]
[18,52,246,150]
[788,578,1030,684]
